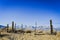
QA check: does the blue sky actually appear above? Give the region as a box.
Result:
[0,0,60,28]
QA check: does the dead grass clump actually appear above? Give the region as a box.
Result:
[25,30,32,33]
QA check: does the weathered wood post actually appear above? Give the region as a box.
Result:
[14,23,16,33]
[15,23,16,30]
[50,19,53,34]
[21,24,23,31]
[21,24,24,34]
[12,21,14,32]
[0,29,1,37]
[7,24,9,32]
[35,22,37,35]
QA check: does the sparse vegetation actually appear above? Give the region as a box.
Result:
[0,20,59,40]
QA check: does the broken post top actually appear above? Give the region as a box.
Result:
[7,24,9,27]
[12,21,14,24]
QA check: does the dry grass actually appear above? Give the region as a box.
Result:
[0,30,60,40]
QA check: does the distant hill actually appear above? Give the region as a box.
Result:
[54,28,60,31]
[0,25,6,29]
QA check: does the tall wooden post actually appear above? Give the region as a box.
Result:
[50,20,53,34]
[12,21,14,32]
[7,24,9,32]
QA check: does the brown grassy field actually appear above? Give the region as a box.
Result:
[0,30,60,40]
